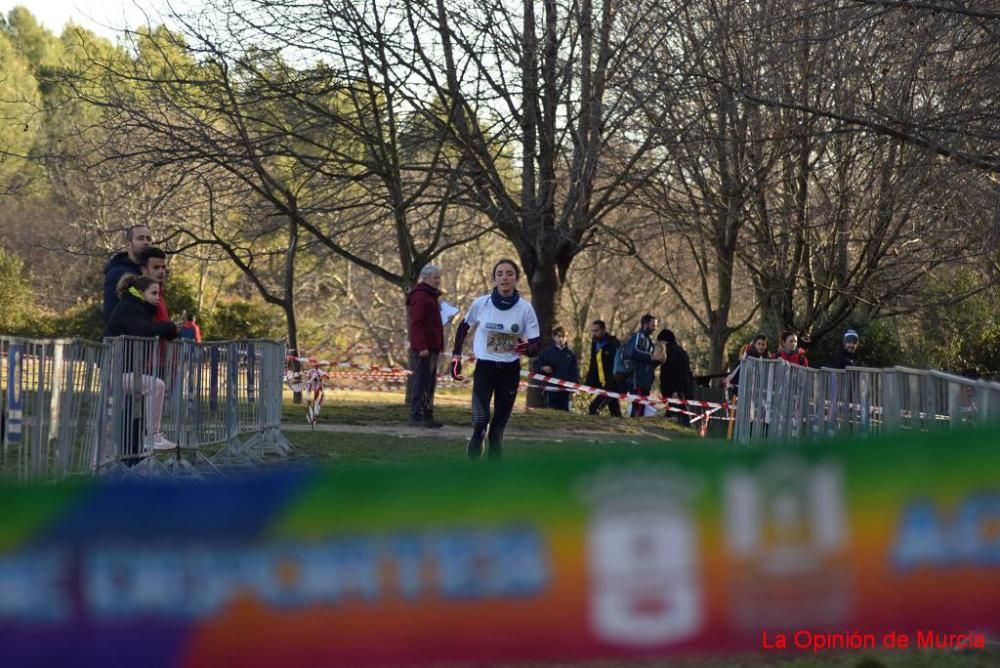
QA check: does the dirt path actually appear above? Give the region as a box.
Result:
[282,422,672,442]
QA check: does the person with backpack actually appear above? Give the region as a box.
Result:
[584,320,622,417]
[178,312,202,342]
[618,314,659,417]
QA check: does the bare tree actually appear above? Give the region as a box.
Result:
[728,1,1000,175]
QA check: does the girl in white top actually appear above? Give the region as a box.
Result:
[450,259,540,459]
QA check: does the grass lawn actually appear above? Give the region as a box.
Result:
[279,387,711,464]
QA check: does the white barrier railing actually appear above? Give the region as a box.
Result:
[733,356,1000,444]
[1,335,289,480]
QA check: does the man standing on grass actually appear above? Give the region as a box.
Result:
[406,264,445,428]
[622,314,659,417]
[585,320,623,417]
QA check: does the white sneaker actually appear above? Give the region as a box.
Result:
[153,433,178,450]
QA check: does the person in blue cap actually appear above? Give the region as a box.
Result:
[829,329,861,369]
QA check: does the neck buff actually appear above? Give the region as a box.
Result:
[490,287,520,311]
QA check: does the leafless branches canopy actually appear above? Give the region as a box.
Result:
[18,0,998,373]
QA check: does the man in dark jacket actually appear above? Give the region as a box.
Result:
[623,314,658,417]
[585,320,622,417]
[406,264,445,428]
[828,329,860,369]
[657,329,695,426]
[103,225,153,323]
[533,326,580,411]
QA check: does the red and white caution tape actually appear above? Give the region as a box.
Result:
[521,370,730,414]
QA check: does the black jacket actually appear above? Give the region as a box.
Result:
[585,334,620,388]
[659,341,694,398]
[103,252,142,323]
[730,349,766,395]
[104,292,179,340]
[533,344,580,383]
[828,346,859,370]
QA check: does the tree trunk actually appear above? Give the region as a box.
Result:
[285,303,302,405]
[707,314,731,384]
[524,260,562,408]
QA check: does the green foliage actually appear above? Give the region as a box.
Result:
[200,300,283,341]
[910,274,1000,377]
[3,7,63,68]
[163,274,198,322]
[0,248,33,333]
[0,31,41,175]
[49,301,104,340]
[807,319,904,370]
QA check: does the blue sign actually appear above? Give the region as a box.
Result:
[4,344,23,444]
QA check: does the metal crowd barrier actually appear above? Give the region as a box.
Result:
[733,356,1000,444]
[0,338,108,479]
[2,335,289,480]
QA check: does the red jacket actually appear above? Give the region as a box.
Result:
[774,349,809,367]
[406,282,443,352]
[154,292,170,323]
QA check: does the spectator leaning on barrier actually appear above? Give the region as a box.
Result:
[406,264,445,429]
[585,320,623,417]
[139,247,171,323]
[533,325,580,411]
[178,311,202,342]
[103,224,153,323]
[622,314,659,417]
[828,329,860,369]
[727,333,768,398]
[773,329,809,367]
[657,328,695,426]
[104,275,180,451]
[451,258,540,460]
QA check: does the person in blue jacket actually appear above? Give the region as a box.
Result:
[533,325,580,411]
[622,314,659,416]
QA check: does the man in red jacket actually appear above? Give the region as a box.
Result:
[406,264,445,428]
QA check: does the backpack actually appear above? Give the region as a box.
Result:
[613,335,636,380]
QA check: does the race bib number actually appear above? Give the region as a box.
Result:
[486,332,518,354]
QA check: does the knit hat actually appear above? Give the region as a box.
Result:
[843,329,859,343]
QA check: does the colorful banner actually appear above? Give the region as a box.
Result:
[0,427,998,666]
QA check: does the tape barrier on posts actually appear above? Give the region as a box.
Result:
[0,427,997,666]
[733,356,1000,445]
